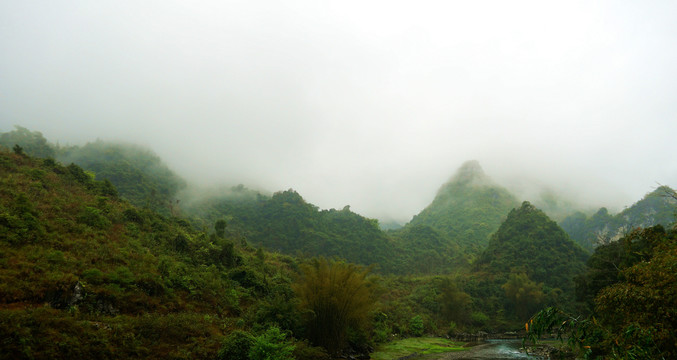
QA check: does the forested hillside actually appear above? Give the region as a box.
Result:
[399,160,519,261]
[185,188,400,272]
[560,186,677,251]
[473,202,588,315]
[0,146,390,359]
[1,126,675,359]
[528,225,676,359]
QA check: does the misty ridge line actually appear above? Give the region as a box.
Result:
[1,125,672,228]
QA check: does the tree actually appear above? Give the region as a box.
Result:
[502,272,544,320]
[526,227,677,359]
[0,126,55,158]
[249,326,295,360]
[437,278,472,325]
[215,219,227,238]
[293,258,376,354]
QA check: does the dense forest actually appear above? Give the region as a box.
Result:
[1,126,675,359]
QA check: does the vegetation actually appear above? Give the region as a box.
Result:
[370,337,465,360]
[294,258,376,355]
[404,160,519,256]
[2,127,676,359]
[560,186,677,251]
[57,140,187,215]
[473,202,588,321]
[0,126,55,159]
[526,225,677,359]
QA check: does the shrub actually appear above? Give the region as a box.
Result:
[77,206,111,229]
[409,315,424,337]
[249,326,295,360]
[81,268,104,284]
[218,330,255,360]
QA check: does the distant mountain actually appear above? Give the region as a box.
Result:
[0,127,187,216]
[475,201,588,293]
[184,188,402,272]
[57,141,187,215]
[560,186,677,252]
[403,160,519,255]
[0,126,55,159]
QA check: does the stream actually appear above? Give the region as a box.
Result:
[422,340,545,360]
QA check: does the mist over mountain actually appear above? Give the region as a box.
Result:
[2,1,677,357]
[403,160,519,253]
[561,186,677,251]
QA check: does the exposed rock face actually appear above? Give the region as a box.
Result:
[69,281,84,306]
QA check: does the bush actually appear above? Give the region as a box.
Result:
[249,326,295,360]
[77,206,111,229]
[81,268,104,284]
[409,315,424,337]
[292,340,330,360]
[218,330,255,360]
[471,311,490,328]
[447,321,458,337]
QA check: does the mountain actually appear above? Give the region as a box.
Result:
[403,160,519,255]
[57,140,187,215]
[560,186,677,252]
[0,147,246,358]
[0,126,55,159]
[184,188,402,272]
[0,127,187,216]
[1,146,363,359]
[475,201,588,292]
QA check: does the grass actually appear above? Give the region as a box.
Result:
[371,337,466,360]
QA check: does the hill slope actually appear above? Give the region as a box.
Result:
[403,160,519,256]
[560,186,677,251]
[476,201,588,292]
[185,188,403,272]
[0,148,305,359]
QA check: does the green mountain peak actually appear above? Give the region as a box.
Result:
[444,160,490,188]
[404,161,519,256]
[476,201,587,291]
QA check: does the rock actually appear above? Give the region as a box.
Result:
[68,281,84,306]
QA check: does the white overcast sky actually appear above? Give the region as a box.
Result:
[1,0,676,222]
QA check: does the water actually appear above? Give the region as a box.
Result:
[421,340,545,360]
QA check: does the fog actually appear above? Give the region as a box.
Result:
[2,1,676,222]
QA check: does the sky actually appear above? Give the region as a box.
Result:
[1,1,676,222]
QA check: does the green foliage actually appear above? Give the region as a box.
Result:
[57,140,186,215]
[404,160,519,255]
[291,340,330,360]
[185,189,401,273]
[218,330,255,360]
[501,272,544,320]
[77,206,111,229]
[574,225,665,310]
[476,202,587,302]
[0,148,305,359]
[0,126,55,159]
[526,227,677,359]
[470,311,489,328]
[370,337,465,360]
[249,326,295,360]
[437,277,472,325]
[447,321,457,336]
[561,186,677,251]
[294,258,376,354]
[409,315,424,336]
